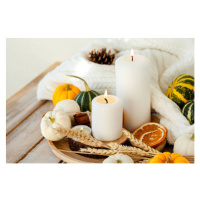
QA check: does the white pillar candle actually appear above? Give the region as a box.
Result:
[92,90,123,141]
[115,50,151,132]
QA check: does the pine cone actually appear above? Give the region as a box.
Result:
[88,48,115,65]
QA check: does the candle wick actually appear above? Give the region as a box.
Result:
[131,56,133,61]
[104,98,108,104]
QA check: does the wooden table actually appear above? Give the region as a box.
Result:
[6,62,174,163]
[6,62,64,163]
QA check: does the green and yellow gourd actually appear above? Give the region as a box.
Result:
[166,74,194,108]
[182,100,194,125]
[66,75,99,112]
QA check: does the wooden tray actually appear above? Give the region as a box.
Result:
[49,137,166,163]
[49,133,128,163]
[49,115,168,163]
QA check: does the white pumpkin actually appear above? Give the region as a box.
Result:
[53,100,80,124]
[41,110,71,141]
[103,153,134,163]
[173,133,194,156]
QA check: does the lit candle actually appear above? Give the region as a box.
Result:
[115,49,151,132]
[92,90,123,141]
[72,125,92,135]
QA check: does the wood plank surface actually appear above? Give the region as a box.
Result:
[6,62,61,134]
[6,101,54,163]
[19,139,61,163]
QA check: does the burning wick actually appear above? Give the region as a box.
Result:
[131,49,134,61]
[80,127,83,132]
[104,89,108,104]
[104,98,108,104]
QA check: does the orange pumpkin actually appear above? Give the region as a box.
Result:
[149,152,189,164]
[52,84,80,106]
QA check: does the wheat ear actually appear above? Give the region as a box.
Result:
[64,128,104,148]
[122,128,160,154]
[80,148,117,155]
[80,148,151,163]
[80,147,153,157]
[107,142,156,157]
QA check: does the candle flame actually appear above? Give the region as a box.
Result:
[131,49,134,57]
[80,127,83,132]
[104,89,108,98]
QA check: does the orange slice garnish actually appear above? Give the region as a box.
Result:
[132,122,167,147]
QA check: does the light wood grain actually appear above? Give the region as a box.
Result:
[183,155,194,163]
[6,101,54,163]
[6,62,61,134]
[19,139,61,163]
[49,139,105,163]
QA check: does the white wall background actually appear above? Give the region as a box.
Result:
[6,38,93,99]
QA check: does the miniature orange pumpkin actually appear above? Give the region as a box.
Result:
[149,152,189,164]
[52,84,80,106]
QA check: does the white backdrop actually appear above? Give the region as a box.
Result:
[6,38,92,99]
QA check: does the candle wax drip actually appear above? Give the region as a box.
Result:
[104,98,108,104]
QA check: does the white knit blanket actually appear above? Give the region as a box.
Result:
[37,39,194,144]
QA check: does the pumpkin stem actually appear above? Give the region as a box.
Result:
[116,160,122,163]
[66,75,91,92]
[166,156,173,163]
[49,117,55,123]
[65,84,71,91]
[190,134,194,141]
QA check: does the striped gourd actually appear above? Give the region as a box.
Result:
[166,74,194,108]
[74,90,99,111]
[182,100,194,125]
[66,75,100,112]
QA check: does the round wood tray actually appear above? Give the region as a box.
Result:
[49,137,166,163]
[49,115,167,163]
[49,133,128,163]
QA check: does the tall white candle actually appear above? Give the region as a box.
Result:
[115,50,151,132]
[92,90,123,141]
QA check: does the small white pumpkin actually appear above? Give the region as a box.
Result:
[173,133,194,156]
[41,110,71,141]
[103,153,134,163]
[53,100,80,124]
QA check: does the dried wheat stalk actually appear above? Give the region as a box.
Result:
[80,147,150,157]
[107,142,156,157]
[122,128,160,154]
[63,128,105,148]
[80,148,117,155]
[80,143,155,158]
[57,126,161,162]
[80,147,152,163]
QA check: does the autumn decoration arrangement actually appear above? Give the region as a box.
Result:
[40,48,194,164]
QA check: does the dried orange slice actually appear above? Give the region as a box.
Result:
[132,122,167,147]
